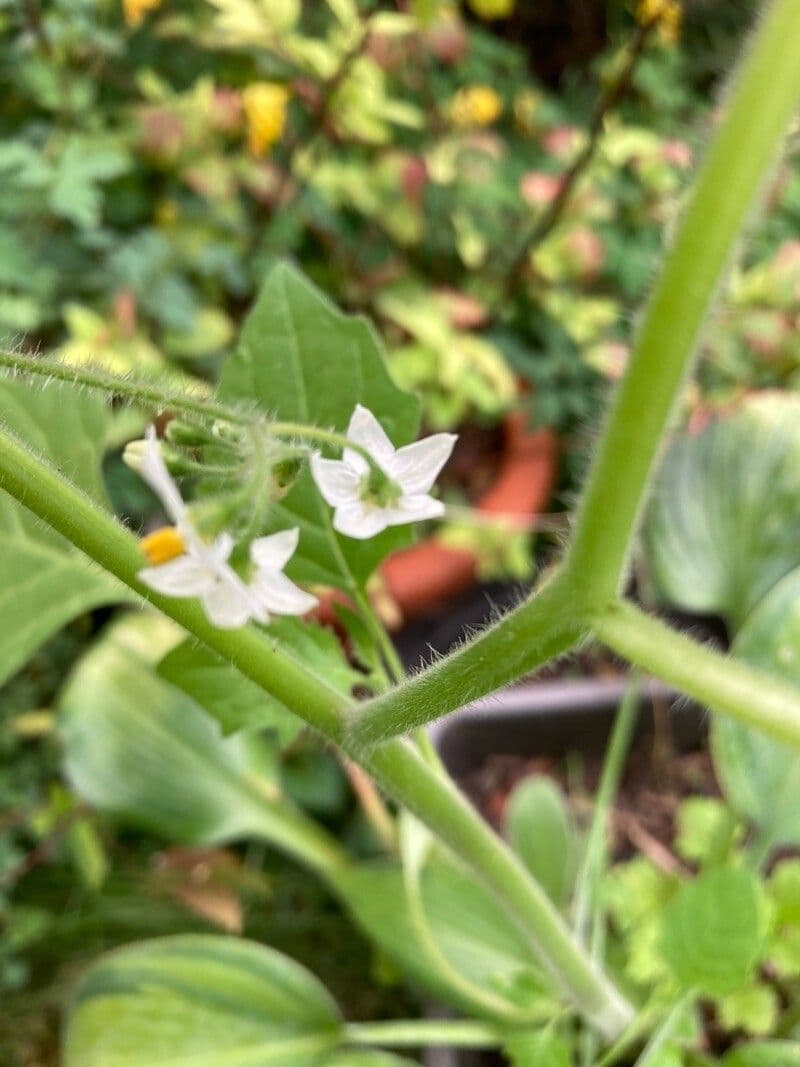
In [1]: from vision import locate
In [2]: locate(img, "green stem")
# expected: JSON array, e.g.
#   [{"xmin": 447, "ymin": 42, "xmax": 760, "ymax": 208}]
[
  {"xmin": 596, "ymin": 601, "xmax": 800, "ymax": 750},
  {"xmin": 573, "ymin": 678, "xmax": 639, "ymax": 941},
  {"xmin": 0, "ymin": 424, "xmax": 631, "ymax": 1039},
  {"xmin": 564, "ymin": 0, "xmax": 800, "ymax": 605},
  {"xmin": 344, "ymin": 1020, "xmax": 501, "ymax": 1049},
  {"xmin": 349, "ymin": 571, "xmax": 588, "ymax": 746},
  {"xmin": 0, "ymin": 351, "xmax": 378, "ymax": 469}
]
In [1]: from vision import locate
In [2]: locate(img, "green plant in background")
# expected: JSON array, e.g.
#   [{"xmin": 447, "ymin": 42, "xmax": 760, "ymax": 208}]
[{"xmin": 3, "ymin": 1, "xmax": 800, "ymax": 1066}]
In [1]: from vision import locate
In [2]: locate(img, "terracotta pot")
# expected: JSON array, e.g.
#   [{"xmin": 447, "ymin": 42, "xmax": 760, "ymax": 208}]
[{"xmin": 379, "ymin": 412, "xmax": 558, "ymax": 625}]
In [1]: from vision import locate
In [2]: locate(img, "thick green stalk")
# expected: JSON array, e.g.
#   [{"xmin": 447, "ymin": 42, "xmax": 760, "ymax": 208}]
[
  {"xmin": 596, "ymin": 602, "xmax": 800, "ymax": 749},
  {"xmin": 0, "ymin": 424, "xmax": 631, "ymax": 1038},
  {"xmin": 565, "ymin": 0, "xmax": 800, "ymax": 604},
  {"xmin": 349, "ymin": 571, "xmax": 588, "ymax": 746}
]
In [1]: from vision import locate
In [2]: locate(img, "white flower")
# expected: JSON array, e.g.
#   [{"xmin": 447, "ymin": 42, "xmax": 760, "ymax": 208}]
[
  {"xmin": 136, "ymin": 428, "xmax": 317, "ymax": 629},
  {"xmin": 310, "ymin": 405, "xmax": 456, "ymax": 540}
]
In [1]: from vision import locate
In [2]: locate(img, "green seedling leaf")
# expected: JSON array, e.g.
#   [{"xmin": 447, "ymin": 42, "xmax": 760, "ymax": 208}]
[
  {"xmin": 713, "ymin": 568, "xmax": 800, "ymax": 850},
  {"xmin": 63, "ymin": 935, "xmax": 342, "ymax": 1067},
  {"xmin": 766, "ymin": 860, "xmax": 800, "ymax": 978},
  {"xmin": 504, "ymin": 776, "xmax": 578, "ymax": 906},
  {"xmin": 0, "ymin": 379, "xmax": 128, "ymax": 685},
  {"xmin": 674, "ymin": 797, "xmax": 741, "ymax": 866},
  {"xmin": 644, "ymin": 394, "xmax": 800, "ymax": 627},
  {"xmin": 718, "ymin": 983, "xmax": 779, "ymax": 1036},
  {"xmin": 217, "ymin": 262, "xmax": 420, "ymax": 590},
  {"xmin": 660, "ymin": 868, "xmax": 763, "ymax": 997}
]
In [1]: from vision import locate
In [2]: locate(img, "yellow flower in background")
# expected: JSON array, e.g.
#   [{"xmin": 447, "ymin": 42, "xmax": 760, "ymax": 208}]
[
  {"xmin": 449, "ymin": 86, "xmax": 503, "ymax": 128},
  {"xmin": 467, "ymin": 0, "xmax": 515, "ymax": 20},
  {"xmin": 123, "ymin": 0, "xmax": 162, "ymax": 27},
  {"xmin": 636, "ymin": 0, "xmax": 682, "ymax": 45},
  {"xmin": 242, "ymin": 83, "xmax": 290, "ymax": 157}
]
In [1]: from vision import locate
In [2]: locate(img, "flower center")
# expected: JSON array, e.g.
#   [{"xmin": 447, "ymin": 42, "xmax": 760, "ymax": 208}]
[
  {"xmin": 140, "ymin": 526, "xmax": 186, "ymax": 565},
  {"xmin": 362, "ymin": 467, "xmax": 402, "ymax": 509}
]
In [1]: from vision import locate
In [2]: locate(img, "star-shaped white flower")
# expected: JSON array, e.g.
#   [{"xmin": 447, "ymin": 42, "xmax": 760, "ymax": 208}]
[
  {"xmin": 136, "ymin": 428, "xmax": 317, "ymax": 629},
  {"xmin": 310, "ymin": 405, "xmax": 456, "ymax": 539}
]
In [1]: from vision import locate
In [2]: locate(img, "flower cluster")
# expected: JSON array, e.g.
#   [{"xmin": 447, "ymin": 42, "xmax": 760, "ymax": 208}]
[
  {"xmin": 242, "ymin": 83, "xmax": 290, "ymax": 157},
  {"xmin": 135, "ymin": 407, "xmax": 455, "ymax": 628}
]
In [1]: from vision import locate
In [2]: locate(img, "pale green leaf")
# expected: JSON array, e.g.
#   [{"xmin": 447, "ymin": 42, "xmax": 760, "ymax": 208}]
[
  {"xmin": 504, "ymin": 776, "xmax": 577, "ymax": 906},
  {"xmin": 0, "ymin": 379, "xmax": 128, "ymax": 685},
  {"xmin": 158, "ymin": 617, "xmax": 360, "ymax": 742},
  {"xmin": 674, "ymin": 797, "xmax": 741, "ymax": 866},
  {"xmin": 63, "ymin": 935, "xmax": 342, "ymax": 1067},
  {"xmin": 335, "ymin": 857, "xmax": 545, "ymax": 1012},
  {"xmin": 660, "ymin": 868, "xmax": 763, "ymax": 997},
  {"xmin": 644, "ymin": 394, "xmax": 800, "ymax": 627},
  {"xmin": 59, "ymin": 617, "xmax": 306, "ymax": 847},
  {"xmin": 217, "ymin": 262, "xmax": 420, "ymax": 590},
  {"xmin": 503, "ymin": 1030, "xmax": 571, "ymax": 1067},
  {"xmin": 713, "ymin": 568, "xmax": 800, "ymax": 848}
]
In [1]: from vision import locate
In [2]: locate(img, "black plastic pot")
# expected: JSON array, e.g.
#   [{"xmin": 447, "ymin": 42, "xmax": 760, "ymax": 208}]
[{"xmin": 422, "ymin": 676, "xmax": 704, "ymax": 1067}]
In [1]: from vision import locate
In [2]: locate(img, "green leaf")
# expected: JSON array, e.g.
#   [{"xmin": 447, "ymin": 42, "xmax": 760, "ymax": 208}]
[
  {"xmin": 644, "ymin": 394, "xmax": 800, "ymax": 627},
  {"xmin": 712, "ymin": 568, "xmax": 800, "ymax": 849},
  {"xmin": 217, "ymin": 262, "xmax": 420, "ymax": 590},
  {"xmin": 503, "ymin": 1030, "xmax": 571, "ymax": 1067},
  {"xmin": 718, "ymin": 983, "xmax": 779, "ymax": 1036},
  {"xmin": 59, "ymin": 617, "xmax": 304, "ymax": 847},
  {"xmin": 0, "ymin": 379, "xmax": 128, "ymax": 685},
  {"xmin": 504, "ymin": 776, "xmax": 577, "ymax": 906},
  {"xmin": 722, "ymin": 1043, "xmax": 800, "ymax": 1067},
  {"xmin": 335, "ymin": 857, "xmax": 545, "ymax": 1012},
  {"xmin": 674, "ymin": 797, "xmax": 741, "ymax": 866},
  {"xmin": 659, "ymin": 868, "xmax": 763, "ymax": 997},
  {"xmin": 157, "ymin": 618, "xmax": 360, "ymax": 743},
  {"xmin": 63, "ymin": 935, "xmax": 342, "ymax": 1067}
]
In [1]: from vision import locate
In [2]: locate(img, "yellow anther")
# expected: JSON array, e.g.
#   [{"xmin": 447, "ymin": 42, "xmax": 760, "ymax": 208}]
[{"xmin": 140, "ymin": 526, "xmax": 186, "ymax": 565}]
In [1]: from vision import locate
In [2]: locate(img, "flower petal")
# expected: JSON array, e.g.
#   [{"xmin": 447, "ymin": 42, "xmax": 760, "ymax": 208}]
[
  {"xmin": 138, "ymin": 556, "xmax": 217, "ymax": 597},
  {"xmin": 139, "ymin": 427, "xmax": 188, "ymax": 526},
  {"xmin": 201, "ymin": 579, "xmax": 256, "ymax": 629},
  {"xmin": 391, "ymin": 433, "xmax": 457, "ymax": 495},
  {"xmin": 250, "ymin": 528, "xmax": 300, "ymax": 571},
  {"xmin": 332, "ymin": 501, "xmax": 392, "ymax": 539},
  {"xmin": 344, "ymin": 404, "xmax": 396, "ymax": 471},
  {"xmin": 310, "ymin": 454, "xmax": 362, "ymax": 506},
  {"xmin": 252, "ymin": 570, "xmax": 318, "ymax": 616},
  {"xmin": 395, "ymin": 493, "xmax": 446, "ymax": 523}
]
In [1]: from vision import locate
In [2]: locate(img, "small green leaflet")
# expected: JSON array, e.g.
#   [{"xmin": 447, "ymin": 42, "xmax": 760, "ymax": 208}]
[
  {"xmin": 158, "ymin": 617, "xmax": 362, "ymax": 743},
  {"xmin": 217, "ymin": 262, "xmax": 420, "ymax": 591},
  {"xmin": 659, "ymin": 868, "xmax": 763, "ymax": 997},
  {"xmin": 63, "ymin": 935, "xmax": 342, "ymax": 1067},
  {"xmin": 0, "ymin": 379, "xmax": 129, "ymax": 686}
]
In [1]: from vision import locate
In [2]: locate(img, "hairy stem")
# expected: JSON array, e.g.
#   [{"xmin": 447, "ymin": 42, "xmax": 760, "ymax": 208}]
[
  {"xmin": 596, "ymin": 601, "xmax": 800, "ymax": 750},
  {"xmin": 349, "ymin": 571, "xmax": 588, "ymax": 746},
  {"xmin": 565, "ymin": 0, "xmax": 800, "ymax": 605},
  {"xmin": 0, "ymin": 424, "xmax": 631, "ymax": 1038},
  {"xmin": 0, "ymin": 351, "xmax": 378, "ymax": 468}
]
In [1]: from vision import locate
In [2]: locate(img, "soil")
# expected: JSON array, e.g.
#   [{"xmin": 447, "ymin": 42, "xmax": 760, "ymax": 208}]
[{"xmin": 460, "ymin": 731, "xmax": 721, "ymax": 872}]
